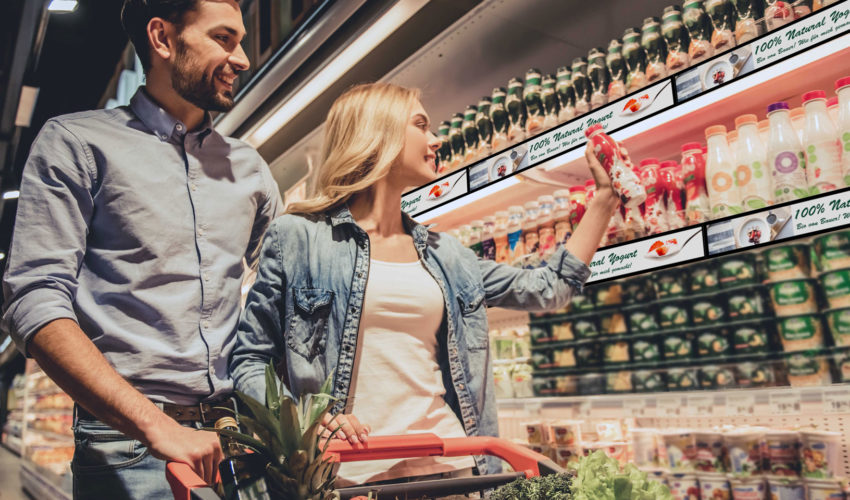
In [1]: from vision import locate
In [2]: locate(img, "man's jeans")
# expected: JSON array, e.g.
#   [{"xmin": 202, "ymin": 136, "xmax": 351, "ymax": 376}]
[{"xmin": 71, "ymin": 415, "xmax": 204, "ymax": 500}]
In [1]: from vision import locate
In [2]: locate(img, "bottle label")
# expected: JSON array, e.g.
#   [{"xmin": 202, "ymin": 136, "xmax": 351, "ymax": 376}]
[
  {"xmin": 507, "ymin": 229, "xmax": 524, "ymax": 258},
  {"xmin": 481, "ymin": 238, "xmax": 496, "ymax": 261},
  {"xmin": 771, "ymin": 150, "xmax": 809, "ymax": 201},
  {"xmin": 555, "ymin": 220, "xmax": 572, "ymax": 245},
  {"xmin": 524, "ymin": 233, "xmax": 540, "ymax": 255},
  {"xmin": 538, "ymin": 227, "xmax": 556, "ymax": 256},
  {"xmin": 495, "ymin": 236, "xmax": 510, "ymax": 264},
  {"xmin": 807, "ymin": 140, "xmax": 843, "ymax": 191}
]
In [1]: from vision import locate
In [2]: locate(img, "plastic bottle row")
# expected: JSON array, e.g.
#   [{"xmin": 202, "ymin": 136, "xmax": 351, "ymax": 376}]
[{"xmin": 433, "ymin": 0, "xmax": 832, "ymax": 174}]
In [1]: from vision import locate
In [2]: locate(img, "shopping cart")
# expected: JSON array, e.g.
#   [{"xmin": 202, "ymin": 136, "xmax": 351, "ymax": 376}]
[{"xmin": 166, "ymin": 433, "xmax": 565, "ymax": 500}]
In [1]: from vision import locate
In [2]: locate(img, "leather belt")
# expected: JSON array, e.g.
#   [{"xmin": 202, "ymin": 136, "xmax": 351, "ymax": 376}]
[{"xmin": 75, "ymin": 399, "xmax": 237, "ymax": 424}]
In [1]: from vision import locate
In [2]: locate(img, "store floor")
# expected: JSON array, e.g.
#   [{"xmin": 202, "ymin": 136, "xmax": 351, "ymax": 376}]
[{"xmin": 0, "ymin": 445, "xmax": 31, "ymax": 500}]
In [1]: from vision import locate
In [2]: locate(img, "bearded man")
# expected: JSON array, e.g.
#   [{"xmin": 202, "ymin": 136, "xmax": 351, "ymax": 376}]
[{"xmin": 2, "ymin": 1, "xmax": 281, "ymax": 498}]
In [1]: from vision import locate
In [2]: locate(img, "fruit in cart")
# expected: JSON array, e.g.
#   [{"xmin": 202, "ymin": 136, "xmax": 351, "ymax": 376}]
[{"xmin": 210, "ymin": 363, "xmax": 340, "ymax": 500}]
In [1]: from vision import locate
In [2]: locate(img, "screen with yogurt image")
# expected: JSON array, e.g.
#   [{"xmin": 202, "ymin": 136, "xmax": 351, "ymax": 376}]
[
  {"xmin": 706, "ymin": 206, "xmax": 795, "ymax": 255},
  {"xmin": 468, "ymin": 143, "xmax": 530, "ymax": 190},
  {"xmin": 675, "ymin": 45, "xmax": 755, "ymax": 102}
]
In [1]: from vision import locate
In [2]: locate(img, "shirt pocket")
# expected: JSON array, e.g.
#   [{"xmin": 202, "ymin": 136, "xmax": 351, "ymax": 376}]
[
  {"xmin": 456, "ymin": 285, "xmax": 488, "ymax": 351},
  {"xmin": 287, "ymin": 286, "xmax": 334, "ymax": 362}
]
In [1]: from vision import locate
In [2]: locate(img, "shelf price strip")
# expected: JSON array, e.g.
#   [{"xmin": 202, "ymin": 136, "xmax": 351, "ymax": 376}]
[
  {"xmin": 769, "ymin": 390, "xmax": 802, "ymax": 415},
  {"xmin": 622, "ymin": 397, "xmax": 649, "ymax": 417},
  {"xmin": 656, "ymin": 396, "xmax": 682, "ymax": 417},
  {"xmin": 823, "ymin": 388, "xmax": 850, "ymax": 414},
  {"xmin": 725, "ymin": 393, "xmax": 756, "ymax": 416},
  {"xmin": 686, "ymin": 394, "xmax": 716, "ymax": 417}
]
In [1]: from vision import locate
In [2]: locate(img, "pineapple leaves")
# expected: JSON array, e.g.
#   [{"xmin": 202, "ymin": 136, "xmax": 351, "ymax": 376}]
[
  {"xmin": 264, "ymin": 363, "xmax": 281, "ymax": 416},
  {"xmin": 278, "ymin": 396, "xmax": 302, "ymax": 458},
  {"xmin": 234, "ymin": 390, "xmax": 284, "ymax": 450},
  {"xmin": 211, "ymin": 428, "xmax": 275, "ymax": 458}
]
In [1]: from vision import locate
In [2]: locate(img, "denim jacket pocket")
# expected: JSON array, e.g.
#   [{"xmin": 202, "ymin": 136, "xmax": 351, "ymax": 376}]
[
  {"xmin": 457, "ymin": 285, "xmax": 488, "ymax": 350},
  {"xmin": 287, "ymin": 287, "xmax": 334, "ymax": 362}
]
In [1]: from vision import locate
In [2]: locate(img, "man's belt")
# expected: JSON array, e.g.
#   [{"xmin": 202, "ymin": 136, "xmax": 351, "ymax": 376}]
[{"xmin": 75, "ymin": 399, "xmax": 237, "ymax": 424}]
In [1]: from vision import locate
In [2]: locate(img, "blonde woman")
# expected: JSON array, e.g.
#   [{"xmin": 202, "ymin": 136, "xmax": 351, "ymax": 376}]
[{"xmin": 231, "ymin": 82, "xmax": 618, "ymax": 485}]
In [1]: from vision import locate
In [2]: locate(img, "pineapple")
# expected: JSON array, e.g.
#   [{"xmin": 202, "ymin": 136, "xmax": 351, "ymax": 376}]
[{"xmin": 212, "ymin": 362, "xmax": 342, "ymax": 500}]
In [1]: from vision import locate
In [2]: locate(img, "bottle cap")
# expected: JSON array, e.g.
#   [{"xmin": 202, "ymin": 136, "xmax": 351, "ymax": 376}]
[
  {"xmin": 801, "ymin": 90, "xmax": 827, "ymax": 103},
  {"xmin": 585, "ymin": 123, "xmax": 604, "ymax": 137},
  {"xmin": 727, "ymin": 130, "xmax": 738, "ymax": 142},
  {"xmin": 660, "ymin": 160, "xmax": 678, "ymax": 170},
  {"xmin": 523, "ymin": 201, "xmax": 540, "ymax": 209},
  {"xmin": 734, "ymin": 114, "xmax": 758, "ymax": 128},
  {"xmin": 508, "ymin": 206, "xmax": 524, "ymax": 214},
  {"xmin": 538, "ymin": 194, "xmax": 555, "ymax": 203},
  {"xmin": 639, "ymin": 158, "xmax": 660, "ymax": 167},
  {"xmin": 495, "ymin": 210, "xmax": 509, "ymax": 218},
  {"xmin": 553, "ymin": 189, "xmax": 570, "ymax": 198},
  {"xmin": 767, "ymin": 102, "xmax": 789, "ymax": 113},
  {"xmin": 758, "ymin": 119, "xmax": 769, "ymax": 132},
  {"xmin": 470, "ymin": 220, "xmax": 484, "ymax": 227},
  {"xmin": 569, "ymin": 185, "xmax": 587, "ymax": 194},
  {"xmin": 827, "ymin": 96, "xmax": 838, "ymax": 107},
  {"xmin": 585, "ymin": 179, "xmax": 596, "ymax": 188},
  {"xmin": 705, "ymin": 125, "xmax": 727, "ymax": 137},
  {"xmin": 681, "ymin": 142, "xmax": 702, "ymax": 152},
  {"xmin": 835, "ymin": 76, "xmax": 850, "ymax": 91},
  {"xmin": 214, "ymin": 417, "xmax": 239, "ymax": 431}
]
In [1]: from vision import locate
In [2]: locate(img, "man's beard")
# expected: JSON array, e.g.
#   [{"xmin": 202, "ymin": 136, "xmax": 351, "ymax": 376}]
[{"xmin": 171, "ymin": 38, "xmax": 236, "ymax": 112}]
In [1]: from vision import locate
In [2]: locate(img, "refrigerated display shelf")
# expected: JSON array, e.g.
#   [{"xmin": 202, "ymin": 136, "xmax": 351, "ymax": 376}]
[
  {"xmin": 26, "ymin": 428, "xmax": 73, "ymax": 443},
  {"xmin": 2, "ymin": 434, "xmax": 22, "ymax": 456},
  {"xmin": 21, "ymin": 460, "xmax": 71, "ymax": 500}
]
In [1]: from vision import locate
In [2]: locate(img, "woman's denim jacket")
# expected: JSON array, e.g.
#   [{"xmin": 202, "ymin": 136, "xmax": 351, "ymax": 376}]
[{"xmin": 230, "ymin": 205, "xmax": 591, "ymax": 474}]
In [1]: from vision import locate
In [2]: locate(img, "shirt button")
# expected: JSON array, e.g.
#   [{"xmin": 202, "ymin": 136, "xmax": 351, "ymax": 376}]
[
  {"xmin": 204, "ymin": 274, "xmax": 210, "ymax": 282},
  {"xmin": 176, "ymin": 124, "xmax": 184, "ymax": 131},
  {"xmin": 191, "ymin": 184, "xmax": 197, "ymax": 191},
  {"xmin": 197, "ymin": 228, "xmax": 204, "ymax": 236},
  {"xmin": 203, "ymin": 321, "xmax": 211, "ymax": 329},
  {"xmin": 458, "ymin": 384, "xmax": 465, "ymax": 390}
]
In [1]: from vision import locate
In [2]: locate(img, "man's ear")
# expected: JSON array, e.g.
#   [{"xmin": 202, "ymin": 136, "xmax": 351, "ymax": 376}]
[{"xmin": 147, "ymin": 17, "xmax": 175, "ymax": 64}]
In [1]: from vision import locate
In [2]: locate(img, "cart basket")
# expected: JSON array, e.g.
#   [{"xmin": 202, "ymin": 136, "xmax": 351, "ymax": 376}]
[{"xmin": 167, "ymin": 433, "xmax": 564, "ymax": 500}]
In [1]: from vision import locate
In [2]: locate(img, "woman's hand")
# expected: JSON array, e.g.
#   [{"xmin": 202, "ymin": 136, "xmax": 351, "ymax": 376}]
[
  {"xmin": 320, "ymin": 412, "xmax": 371, "ymax": 446},
  {"xmin": 584, "ymin": 142, "xmax": 613, "ymax": 193}
]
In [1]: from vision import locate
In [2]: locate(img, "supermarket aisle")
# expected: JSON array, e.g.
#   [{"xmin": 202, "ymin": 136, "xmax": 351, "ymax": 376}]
[{"xmin": 0, "ymin": 445, "xmax": 30, "ymax": 500}]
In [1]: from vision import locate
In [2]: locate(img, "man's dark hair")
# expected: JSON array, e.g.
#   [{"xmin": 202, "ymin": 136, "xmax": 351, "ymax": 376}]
[{"xmin": 121, "ymin": 0, "xmax": 200, "ymax": 73}]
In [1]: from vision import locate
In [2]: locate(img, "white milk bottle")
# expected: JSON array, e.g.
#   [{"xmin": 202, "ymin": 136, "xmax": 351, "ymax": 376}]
[
  {"xmin": 705, "ymin": 125, "xmax": 742, "ymax": 218},
  {"xmin": 734, "ymin": 114, "xmax": 771, "ymax": 210},
  {"xmin": 767, "ymin": 101, "xmax": 809, "ymax": 202},
  {"xmin": 802, "ymin": 90, "xmax": 843, "ymax": 193},
  {"xmin": 790, "ymin": 107, "xmax": 806, "ymax": 144},
  {"xmin": 837, "ymin": 77, "xmax": 850, "ymax": 183}
]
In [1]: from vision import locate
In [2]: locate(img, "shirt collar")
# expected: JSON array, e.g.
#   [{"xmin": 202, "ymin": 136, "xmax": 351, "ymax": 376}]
[
  {"xmin": 329, "ymin": 204, "xmax": 430, "ymax": 251},
  {"xmin": 129, "ymin": 87, "xmax": 213, "ymax": 142}
]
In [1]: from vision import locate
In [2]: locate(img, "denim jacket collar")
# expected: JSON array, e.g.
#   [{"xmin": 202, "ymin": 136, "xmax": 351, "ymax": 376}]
[{"xmin": 328, "ymin": 203, "xmax": 430, "ymax": 253}]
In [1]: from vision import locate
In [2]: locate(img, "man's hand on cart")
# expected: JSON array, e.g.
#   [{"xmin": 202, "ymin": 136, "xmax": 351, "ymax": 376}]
[
  {"xmin": 319, "ymin": 412, "xmax": 371, "ymax": 446},
  {"xmin": 146, "ymin": 418, "xmax": 224, "ymax": 486}
]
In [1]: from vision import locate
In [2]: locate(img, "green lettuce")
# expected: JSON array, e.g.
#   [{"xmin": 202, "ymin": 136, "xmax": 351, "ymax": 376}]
[{"xmin": 571, "ymin": 451, "xmax": 673, "ymax": 500}]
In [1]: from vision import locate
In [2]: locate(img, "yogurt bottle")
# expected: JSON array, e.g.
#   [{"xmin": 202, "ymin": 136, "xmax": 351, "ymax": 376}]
[
  {"xmin": 836, "ymin": 77, "xmax": 850, "ymax": 185},
  {"xmin": 481, "ymin": 216, "xmax": 496, "ymax": 261},
  {"xmin": 667, "ymin": 473, "xmax": 700, "ymax": 500},
  {"xmin": 806, "ymin": 478, "xmax": 845, "ymax": 500},
  {"xmin": 790, "ymin": 106, "xmax": 806, "ymax": 144},
  {"xmin": 682, "ymin": 142, "xmax": 711, "ymax": 224},
  {"xmin": 800, "ymin": 430, "xmax": 841, "ymax": 479},
  {"xmin": 765, "ymin": 430, "xmax": 801, "ymax": 477},
  {"xmin": 765, "ymin": 1, "xmax": 794, "ymax": 31},
  {"xmin": 725, "ymin": 428, "xmax": 765, "ymax": 476},
  {"xmin": 802, "ymin": 90, "xmax": 844, "ymax": 193},
  {"xmin": 521, "ymin": 201, "xmax": 541, "ymax": 268},
  {"xmin": 700, "ymin": 473, "xmax": 732, "ymax": 500},
  {"xmin": 735, "ymin": 113, "xmax": 772, "ymax": 210},
  {"xmin": 758, "ymin": 119, "xmax": 770, "ymax": 147},
  {"xmin": 661, "ymin": 160, "xmax": 687, "ymax": 229},
  {"xmin": 767, "ymin": 102, "xmax": 810, "ymax": 202},
  {"xmin": 468, "ymin": 220, "xmax": 484, "ymax": 258},
  {"xmin": 585, "ymin": 124, "xmax": 646, "ymax": 207},
  {"xmin": 639, "ymin": 158, "xmax": 668, "ymax": 234},
  {"xmin": 553, "ymin": 189, "xmax": 573, "ymax": 246},
  {"xmin": 507, "ymin": 206, "xmax": 525, "ymax": 264},
  {"xmin": 494, "ymin": 210, "xmax": 510, "ymax": 264},
  {"xmin": 706, "ymin": 125, "xmax": 742, "ymax": 218},
  {"xmin": 767, "ymin": 476, "xmax": 805, "ymax": 500},
  {"xmin": 568, "ymin": 186, "xmax": 587, "ymax": 229},
  {"xmin": 537, "ymin": 195, "xmax": 557, "ymax": 260},
  {"xmin": 729, "ymin": 476, "xmax": 767, "ymax": 500},
  {"xmin": 827, "ymin": 96, "xmax": 839, "ymax": 128}
]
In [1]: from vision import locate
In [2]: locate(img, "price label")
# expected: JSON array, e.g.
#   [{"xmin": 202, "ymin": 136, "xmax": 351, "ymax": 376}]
[
  {"xmin": 823, "ymin": 389, "xmax": 850, "ymax": 414},
  {"xmin": 770, "ymin": 390, "xmax": 801, "ymax": 415},
  {"xmin": 687, "ymin": 395, "xmax": 715, "ymax": 416},
  {"xmin": 523, "ymin": 402, "xmax": 543, "ymax": 415},
  {"xmin": 656, "ymin": 396, "xmax": 682, "ymax": 417},
  {"xmin": 577, "ymin": 400, "xmax": 592, "ymax": 418},
  {"xmin": 623, "ymin": 398, "xmax": 648, "ymax": 417},
  {"xmin": 726, "ymin": 393, "xmax": 756, "ymax": 416}
]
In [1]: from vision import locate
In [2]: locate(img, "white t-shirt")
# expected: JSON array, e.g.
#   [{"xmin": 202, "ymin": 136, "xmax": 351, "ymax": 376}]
[{"xmin": 336, "ymin": 259, "xmax": 476, "ymax": 485}]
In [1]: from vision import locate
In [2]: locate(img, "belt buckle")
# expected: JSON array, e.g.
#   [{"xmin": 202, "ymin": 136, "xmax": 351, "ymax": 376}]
[{"xmin": 199, "ymin": 403, "xmax": 209, "ymax": 423}]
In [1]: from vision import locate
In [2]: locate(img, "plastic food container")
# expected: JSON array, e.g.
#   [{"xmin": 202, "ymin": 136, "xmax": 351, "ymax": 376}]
[
  {"xmin": 833, "ymin": 351, "xmax": 850, "ymax": 383},
  {"xmin": 575, "ymin": 344, "xmax": 600, "ymax": 367},
  {"xmin": 590, "ymin": 282, "xmax": 623, "ymax": 306},
  {"xmin": 732, "ymin": 324, "xmax": 771, "ymax": 354},
  {"xmin": 603, "ymin": 340, "xmax": 631, "ymax": 364},
  {"xmin": 729, "ymin": 475, "xmax": 766, "ymax": 499},
  {"xmin": 662, "ymin": 430, "xmax": 696, "ymax": 471},
  {"xmin": 692, "ymin": 297, "xmax": 726, "ymax": 324},
  {"xmin": 667, "ymin": 473, "xmax": 700, "ymax": 500},
  {"xmin": 698, "ymin": 331, "xmax": 730, "ymax": 356},
  {"xmin": 699, "ymin": 365, "xmax": 736, "ymax": 389},
  {"xmin": 737, "ymin": 362, "xmax": 775, "ymax": 388},
  {"xmin": 549, "ymin": 321, "xmax": 573, "ymax": 341},
  {"xmin": 659, "ymin": 301, "xmax": 692, "ymax": 328},
  {"xmin": 632, "ymin": 428, "xmax": 662, "ymax": 467},
  {"xmin": 623, "ymin": 276, "xmax": 656, "ymax": 303},
  {"xmin": 800, "ymin": 430, "xmax": 841, "ymax": 479},
  {"xmin": 606, "ymin": 371, "xmax": 633, "ymax": 393},
  {"xmin": 664, "ymin": 332, "xmax": 694, "ymax": 360},
  {"xmin": 767, "ymin": 476, "xmax": 805, "ymax": 500},
  {"xmin": 727, "ymin": 288, "xmax": 766, "ymax": 320},
  {"xmin": 813, "ymin": 231, "xmax": 850, "ymax": 273},
  {"xmin": 640, "ymin": 467, "xmax": 668, "ymax": 487},
  {"xmin": 655, "ymin": 269, "xmax": 688, "ymax": 298},
  {"xmin": 820, "ymin": 268, "xmax": 850, "ymax": 309},
  {"xmin": 805, "ymin": 478, "xmax": 845, "ymax": 499},
  {"xmin": 532, "ymin": 376, "xmax": 555, "ymax": 396},
  {"xmin": 628, "ymin": 308, "xmax": 660, "ymax": 333},
  {"xmin": 765, "ymin": 244, "xmax": 811, "ymax": 281},
  {"xmin": 632, "ymin": 338, "xmax": 661, "ymax": 362},
  {"xmin": 553, "ymin": 374, "xmax": 578, "ymax": 395},
  {"xmin": 577, "ymin": 372, "xmax": 605, "ymax": 395},
  {"xmin": 689, "ymin": 263, "xmax": 720, "ymax": 293},
  {"xmin": 570, "ymin": 292, "xmax": 596, "ymax": 312},
  {"xmin": 632, "ymin": 370, "xmax": 666, "ymax": 392},
  {"xmin": 554, "ymin": 445, "xmax": 583, "ymax": 469},
  {"xmin": 724, "ymin": 429, "xmax": 765, "ymax": 476},
  {"xmin": 694, "ymin": 431, "xmax": 725, "ymax": 473},
  {"xmin": 550, "ymin": 421, "xmax": 582, "ymax": 446},
  {"xmin": 551, "ymin": 346, "xmax": 577, "ymax": 368},
  {"xmin": 765, "ymin": 430, "xmax": 801, "ymax": 477},
  {"xmin": 699, "ymin": 473, "xmax": 731, "ymax": 500},
  {"xmin": 530, "ymin": 324, "xmax": 551, "ymax": 345},
  {"xmin": 573, "ymin": 318, "xmax": 600, "ymax": 339},
  {"xmin": 719, "ymin": 254, "xmax": 759, "ymax": 288},
  {"xmin": 776, "ymin": 314, "xmax": 825, "ymax": 352},
  {"xmin": 524, "ymin": 421, "xmax": 550, "ymax": 444},
  {"xmin": 786, "ymin": 351, "xmax": 832, "ymax": 387},
  {"xmin": 769, "ymin": 279, "xmax": 819, "ymax": 317},
  {"xmin": 583, "ymin": 441, "xmax": 630, "ymax": 465},
  {"xmin": 824, "ymin": 307, "xmax": 850, "ymax": 346},
  {"xmin": 530, "ymin": 349, "xmax": 552, "ymax": 370},
  {"xmin": 667, "ymin": 368, "xmax": 699, "ymax": 390},
  {"xmin": 600, "ymin": 311, "xmax": 628, "ymax": 335}
]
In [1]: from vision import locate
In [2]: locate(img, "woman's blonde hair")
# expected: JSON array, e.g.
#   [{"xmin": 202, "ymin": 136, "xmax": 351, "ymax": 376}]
[{"xmin": 287, "ymin": 82, "xmax": 421, "ymax": 214}]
